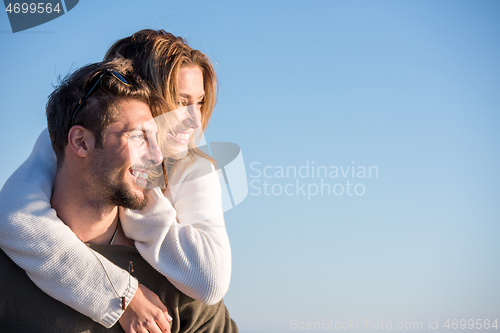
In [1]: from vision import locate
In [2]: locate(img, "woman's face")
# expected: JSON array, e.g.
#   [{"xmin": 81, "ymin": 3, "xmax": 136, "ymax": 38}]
[{"xmin": 163, "ymin": 65, "xmax": 205, "ymax": 159}]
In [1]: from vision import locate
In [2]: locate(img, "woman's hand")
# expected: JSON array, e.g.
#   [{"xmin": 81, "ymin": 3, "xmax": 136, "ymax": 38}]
[{"xmin": 118, "ymin": 283, "xmax": 172, "ymax": 333}]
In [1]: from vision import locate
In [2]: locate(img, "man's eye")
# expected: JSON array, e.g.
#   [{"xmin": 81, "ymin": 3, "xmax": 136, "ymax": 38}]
[{"xmin": 130, "ymin": 134, "xmax": 146, "ymax": 142}]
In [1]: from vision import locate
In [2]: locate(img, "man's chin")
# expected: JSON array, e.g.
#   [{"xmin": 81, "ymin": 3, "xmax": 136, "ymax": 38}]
[
  {"xmin": 109, "ymin": 186, "xmax": 148, "ymax": 211},
  {"xmin": 120, "ymin": 195, "xmax": 148, "ymax": 211}
]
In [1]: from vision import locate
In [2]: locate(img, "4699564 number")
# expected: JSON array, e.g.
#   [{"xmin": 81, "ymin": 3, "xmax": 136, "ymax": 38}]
[
  {"xmin": 5, "ymin": 2, "xmax": 61, "ymax": 14},
  {"xmin": 444, "ymin": 319, "xmax": 498, "ymax": 330}
]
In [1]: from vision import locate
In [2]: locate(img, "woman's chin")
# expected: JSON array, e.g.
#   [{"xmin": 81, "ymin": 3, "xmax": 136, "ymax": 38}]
[{"xmin": 164, "ymin": 149, "xmax": 188, "ymax": 160}]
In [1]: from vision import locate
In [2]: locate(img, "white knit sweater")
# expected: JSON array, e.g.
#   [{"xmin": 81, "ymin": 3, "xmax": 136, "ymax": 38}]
[{"xmin": 0, "ymin": 129, "xmax": 231, "ymax": 327}]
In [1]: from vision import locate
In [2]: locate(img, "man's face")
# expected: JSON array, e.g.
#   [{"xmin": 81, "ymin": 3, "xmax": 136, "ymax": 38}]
[{"xmin": 90, "ymin": 99, "xmax": 163, "ymax": 210}]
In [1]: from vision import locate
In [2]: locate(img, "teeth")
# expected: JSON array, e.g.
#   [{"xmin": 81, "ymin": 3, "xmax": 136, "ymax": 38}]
[
  {"xmin": 131, "ymin": 170, "xmax": 148, "ymax": 180},
  {"xmin": 173, "ymin": 131, "xmax": 190, "ymax": 141}
]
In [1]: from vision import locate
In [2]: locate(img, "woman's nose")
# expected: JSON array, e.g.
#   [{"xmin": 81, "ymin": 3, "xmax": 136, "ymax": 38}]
[{"xmin": 184, "ymin": 104, "xmax": 202, "ymax": 129}]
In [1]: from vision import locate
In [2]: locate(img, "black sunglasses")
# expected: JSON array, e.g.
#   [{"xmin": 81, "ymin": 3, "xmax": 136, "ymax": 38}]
[{"xmin": 71, "ymin": 69, "xmax": 131, "ymax": 126}]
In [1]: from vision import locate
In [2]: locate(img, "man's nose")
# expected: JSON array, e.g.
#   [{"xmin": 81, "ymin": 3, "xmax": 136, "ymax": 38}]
[
  {"xmin": 184, "ymin": 104, "xmax": 202, "ymax": 129},
  {"xmin": 146, "ymin": 135, "xmax": 163, "ymax": 166}
]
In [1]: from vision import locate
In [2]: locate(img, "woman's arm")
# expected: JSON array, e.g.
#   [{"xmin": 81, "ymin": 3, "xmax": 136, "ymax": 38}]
[
  {"xmin": 0, "ymin": 130, "xmax": 137, "ymax": 328},
  {"xmin": 121, "ymin": 157, "xmax": 232, "ymax": 305}
]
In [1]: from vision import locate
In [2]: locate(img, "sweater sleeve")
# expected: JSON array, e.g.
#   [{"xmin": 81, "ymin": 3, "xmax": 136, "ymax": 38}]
[
  {"xmin": 0, "ymin": 129, "xmax": 138, "ymax": 328},
  {"xmin": 120, "ymin": 157, "xmax": 231, "ymax": 305}
]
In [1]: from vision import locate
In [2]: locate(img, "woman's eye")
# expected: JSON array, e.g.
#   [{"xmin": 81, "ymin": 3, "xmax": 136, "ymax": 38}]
[{"xmin": 178, "ymin": 101, "xmax": 187, "ymax": 106}]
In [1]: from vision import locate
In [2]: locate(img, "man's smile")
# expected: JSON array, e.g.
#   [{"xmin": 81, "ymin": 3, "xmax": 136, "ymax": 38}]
[{"xmin": 130, "ymin": 168, "xmax": 149, "ymax": 188}]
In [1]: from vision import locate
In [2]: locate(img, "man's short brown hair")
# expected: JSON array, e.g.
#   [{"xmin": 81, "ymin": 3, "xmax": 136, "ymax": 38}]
[{"xmin": 46, "ymin": 58, "xmax": 164, "ymax": 166}]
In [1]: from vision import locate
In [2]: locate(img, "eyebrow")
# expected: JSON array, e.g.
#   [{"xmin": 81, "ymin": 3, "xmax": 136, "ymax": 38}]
[
  {"xmin": 141, "ymin": 125, "xmax": 158, "ymax": 137},
  {"xmin": 127, "ymin": 126, "xmax": 158, "ymax": 137},
  {"xmin": 179, "ymin": 93, "xmax": 205, "ymax": 100}
]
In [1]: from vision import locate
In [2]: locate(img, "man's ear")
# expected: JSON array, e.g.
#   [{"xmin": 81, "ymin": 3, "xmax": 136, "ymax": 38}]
[{"xmin": 67, "ymin": 126, "xmax": 95, "ymax": 157}]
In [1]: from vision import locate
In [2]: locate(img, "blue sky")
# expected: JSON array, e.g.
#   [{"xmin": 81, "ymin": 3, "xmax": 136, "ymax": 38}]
[{"xmin": 1, "ymin": 1, "xmax": 499, "ymax": 332}]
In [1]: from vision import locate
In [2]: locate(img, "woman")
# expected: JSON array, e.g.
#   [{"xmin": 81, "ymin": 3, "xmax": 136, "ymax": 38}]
[{"xmin": 0, "ymin": 30, "xmax": 231, "ymax": 332}]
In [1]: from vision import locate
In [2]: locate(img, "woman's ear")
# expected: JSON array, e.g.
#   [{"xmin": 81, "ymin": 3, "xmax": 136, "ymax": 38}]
[{"xmin": 67, "ymin": 126, "xmax": 95, "ymax": 157}]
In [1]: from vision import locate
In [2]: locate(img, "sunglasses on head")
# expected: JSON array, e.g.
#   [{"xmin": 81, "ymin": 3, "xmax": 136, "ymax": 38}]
[{"xmin": 71, "ymin": 69, "xmax": 131, "ymax": 126}]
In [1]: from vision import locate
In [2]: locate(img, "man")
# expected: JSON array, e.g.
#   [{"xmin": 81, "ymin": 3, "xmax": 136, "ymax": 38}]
[{"xmin": 0, "ymin": 59, "xmax": 237, "ymax": 332}]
